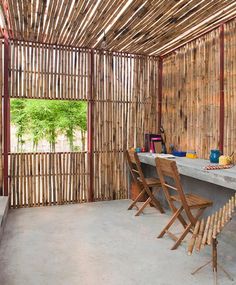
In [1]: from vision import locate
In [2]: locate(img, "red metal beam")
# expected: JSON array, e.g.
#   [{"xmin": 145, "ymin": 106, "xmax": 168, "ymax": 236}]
[
  {"xmin": 3, "ymin": 36, "xmax": 10, "ymax": 196},
  {"xmin": 219, "ymin": 25, "xmax": 224, "ymax": 153},
  {"xmin": 87, "ymin": 49, "xmax": 94, "ymax": 202},
  {"xmin": 157, "ymin": 56, "xmax": 163, "ymax": 131}
]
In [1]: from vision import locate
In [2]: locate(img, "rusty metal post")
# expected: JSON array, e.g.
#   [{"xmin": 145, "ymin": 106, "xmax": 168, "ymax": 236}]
[
  {"xmin": 3, "ymin": 36, "xmax": 10, "ymax": 196},
  {"xmin": 219, "ymin": 24, "xmax": 224, "ymax": 153},
  {"xmin": 87, "ymin": 49, "xmax": 94, "ymax": 202},
  {"xmin": 158, "ymin": 56, "xmax": 163, "ymax": 131}
]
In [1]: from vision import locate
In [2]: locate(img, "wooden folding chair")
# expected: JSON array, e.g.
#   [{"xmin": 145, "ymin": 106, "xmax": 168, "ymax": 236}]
[
  {"xmin": 155, "ymin": 157, "xmax": 213, "ymax": 250},
  {"xmin": 126, "ymin": 150, "xmax": 165, "ymax": 216},
  {"xmin": 188, "ymin": 194, "xmax": 236, "ymax": 285}
]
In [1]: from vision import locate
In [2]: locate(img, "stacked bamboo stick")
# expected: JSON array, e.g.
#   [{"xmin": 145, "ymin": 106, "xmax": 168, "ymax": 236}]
[{"xmin": 188, "ymin": 194, "xmax": 236, "ymax": 255}]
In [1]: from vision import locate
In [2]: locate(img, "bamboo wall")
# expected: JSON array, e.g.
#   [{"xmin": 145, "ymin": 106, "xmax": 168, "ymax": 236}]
[
  {"xmin": 92, "ymin": 52, "xmax": 158, "ymax": 200},
  {"xmin": 6, "ymin": 20, "xmax": 236, "ymax": 207},
  {"xmin": 162, "ymin": 30, "xmax": 220, "ymax": 159},
  {"xmin": 7, "ymin": 42, "xmax": 158, "ymax": 207},
  {"xmin": 9, "ymin": 152, "xmax": 88, "ymax": 207},
  {"xmin": 9, "ymin": 41, "xmax": 90, "ymax": 100},
  {"xmin": 224, "ymin": 20, "xmax": 236, "ymax": 155},
  {"xmin": 7, "ymin": 41, "xmax": 90, "ymax": 207}
]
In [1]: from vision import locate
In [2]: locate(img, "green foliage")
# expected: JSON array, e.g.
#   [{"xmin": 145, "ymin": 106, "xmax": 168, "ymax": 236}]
[
  {"xmin": 56, "ymin": 101, "xmax": 87, "ymax": 151},
  {"xmin": 10, "ymin": 99, "xmax": 28, "ymax": 151},
  {"xmin": 10, "ymin": 99, "xmax": 87, "ymax": 152}
]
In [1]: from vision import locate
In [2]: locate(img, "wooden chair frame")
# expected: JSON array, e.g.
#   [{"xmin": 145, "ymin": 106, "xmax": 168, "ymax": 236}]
[
  {"xmin": 126, "ymin": 150, "xmax": 165, "ymax": 216},
  {"xmin": 155, "ymin": 157, "xmax": 212, "ymax": 250}
]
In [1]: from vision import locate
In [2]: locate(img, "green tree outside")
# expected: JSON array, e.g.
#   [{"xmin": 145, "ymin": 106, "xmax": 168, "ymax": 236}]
[{"xmin": 10, "ymin": 99, "xmax": 87, "ymax": 152}]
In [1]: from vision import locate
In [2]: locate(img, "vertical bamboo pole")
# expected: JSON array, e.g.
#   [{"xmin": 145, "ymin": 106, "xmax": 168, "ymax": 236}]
[
  {"xmin": 3, "ymin": 36, "xmax": 10, "ymax": 196},
  {"xmin": 219, "ymin": 24, "xmax": 224, "ymax": 153},
  {"xmin": 87, "ymin": 49, "xmax": 94, "ymax": 202}
]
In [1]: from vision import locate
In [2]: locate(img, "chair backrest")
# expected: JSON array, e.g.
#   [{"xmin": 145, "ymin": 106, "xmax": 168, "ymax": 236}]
[
  {"xmin": 155, "ymin": 157, "xmax": 195, "ymax": 222},
  {"xmin": 188, "ymin": 193, "xmax": 236, "ymax": 255},
  {"xmin": 125, "ymin": 150, "xmax": 149, "ymax": 190}
]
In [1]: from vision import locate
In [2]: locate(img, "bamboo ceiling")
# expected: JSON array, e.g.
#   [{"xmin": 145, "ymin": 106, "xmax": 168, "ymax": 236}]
[{"xmin": 0, "ymin": 0, "xmax": 236, "ymax": 55}]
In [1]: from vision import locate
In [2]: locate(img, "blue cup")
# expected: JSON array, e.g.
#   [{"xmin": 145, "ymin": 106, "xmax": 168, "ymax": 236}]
[{"xmin": 210, "ymin": 149, "xmax": 220, "ymax": 163}]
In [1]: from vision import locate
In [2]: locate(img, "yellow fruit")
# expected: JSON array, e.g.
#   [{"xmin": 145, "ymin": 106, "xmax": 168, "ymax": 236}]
[{"xmin": 219, "ymin": 155, "xmax": 232, "ymax": 165}]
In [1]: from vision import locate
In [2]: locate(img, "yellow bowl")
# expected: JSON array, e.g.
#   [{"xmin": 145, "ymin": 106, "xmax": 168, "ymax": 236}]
[{"xmin": 186, "ymin": 153, "xmax": 197, "ymax": 159}]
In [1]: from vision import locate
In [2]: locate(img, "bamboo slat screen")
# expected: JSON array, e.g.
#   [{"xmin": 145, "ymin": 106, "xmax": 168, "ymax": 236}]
[
  {"xmin": 224, "ymin": 20, "xmax": 236, "ymax": 155},
  {"xmin": 9, "ymin": 41, "xmax": 90, "ymax": 100},
  {"xmin": 8, "ymin": 41, "xmax": 90, "ymax": 207},
  {"xmin": 162, "ymin": 30, "xmax": 220, "ymax": 159},
  {"xmin": 6, "ymin": 41, "xmax": 159, "ymax": 206},
  {"xmin": 9, "ymin": 152, "xmax": 88, "ymax": 208},
  {"xmin": 92, "ymin": 51, "xmax": 158, "ymax": 200}
]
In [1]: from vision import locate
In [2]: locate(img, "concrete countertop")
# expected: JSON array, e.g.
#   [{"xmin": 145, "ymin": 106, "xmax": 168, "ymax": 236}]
[{"xmin": 138, "ymin": 153, "xmax": 236, "ymax": 191}]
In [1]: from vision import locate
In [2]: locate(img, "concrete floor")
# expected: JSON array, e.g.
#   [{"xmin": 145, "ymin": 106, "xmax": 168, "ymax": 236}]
[{"xmin": 0, "ymin": 200, "xmax": 235, "ymax": 285}]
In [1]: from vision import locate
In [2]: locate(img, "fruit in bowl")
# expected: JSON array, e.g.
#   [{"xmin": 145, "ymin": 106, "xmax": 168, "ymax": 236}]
[{"xmin": 219, "ymin": 155, "xmax": 233, "ymax": 166}]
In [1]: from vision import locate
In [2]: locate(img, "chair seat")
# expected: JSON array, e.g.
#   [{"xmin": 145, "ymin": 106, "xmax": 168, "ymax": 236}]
[
  {"xmin": 171, "ymin": 193, "xmax": 213, "ymax": 208},
  {"xmin": 138, "ymin": 177, "xmax": 161, "ymax": 187}
]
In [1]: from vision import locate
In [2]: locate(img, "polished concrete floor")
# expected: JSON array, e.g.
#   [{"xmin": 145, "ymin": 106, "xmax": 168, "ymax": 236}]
[{"xmin": 0, "ymin": 200, "xmax": 235, "ymax": 285}]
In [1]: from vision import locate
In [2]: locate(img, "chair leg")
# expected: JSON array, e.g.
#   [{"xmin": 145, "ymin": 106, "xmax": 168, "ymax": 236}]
[
  {"xmin": 171, "ymin": 208, "xmax": 206, "ymax": 250},
  {"xmin": 150, "ymin": 188, "xmax": 160, "ymax": 207},
  {"xmin": 127, "ymin": 189, "xmax": 146, "ymax": 210},
  {"xmin": 168, "ymin": 202, "xmax": 187, "ymax": 229},
  {"xmin": 177, "ymin": 214, "xmax": 188, "ymax": 229},
  {"xmin": 135, "ymin": 197, "xmax": 151, "ymax": 216},
  {"xmin": 150, "ymin": 197, "xmax": 165, "ymax": 214},
  {"xmin": 157, "ymin": 206, "xmax": 183, "ymax": 238},
  {"xmin": 148, "ymin": 191, "xmax": 165, "ymax": 214},
  {"xmin": 171, "ymin": 222, "xmax": 192, "ymax": 250}
]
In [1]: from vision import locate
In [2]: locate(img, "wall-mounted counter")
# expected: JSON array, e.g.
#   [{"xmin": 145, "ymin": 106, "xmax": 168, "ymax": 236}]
[
  {"xmin": 137, "ymin": 153, "xmax": 236, "ymax": 214},
  {"xmin": 138, "ymin": 153, "xmax": 236, "ymax": 191}
]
